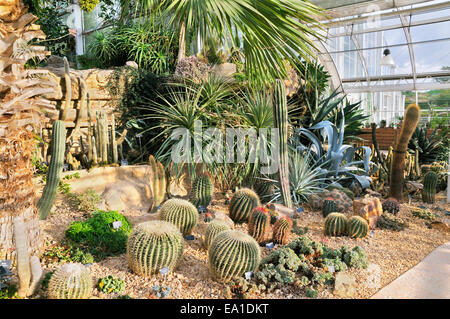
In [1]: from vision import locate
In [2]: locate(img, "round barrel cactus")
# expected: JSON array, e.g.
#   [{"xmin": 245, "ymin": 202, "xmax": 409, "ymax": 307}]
[
  {"xmin": 347, "ymin": 216, "xmax": 369, "ymax": 239},
  {"xmin": 422, "ymin": 171, "xmax": 437, "ymax": 204},
  {"xmin": 204, "ymin": 219, "xmax": 231, "ymax": 249},
  {"xmin": 228, "ymin": 188, "xmax": 260, "ymax": 224},
  {"xmin": 272, "ymin": 216, "xmax": 293, "ymax": 245},
  {"xmin": 127, "ymin": 221, "xmax": 184, "ymax": 276},
  {"xmin": 208, "ymin": 230, "xmax": 261, "ymax": 282},
  {"xmin": 191, "ymin": 173, "xmax": 213, "ymax": 208},
  {"xmin": 159, "ymin": 198, "xmax": 198, "ymax": 236},
  {"xmin": 322, "ymin": 198, "xmax": 337, "ymax": 218},
  {"xmin": 248, "ymin": 207, "xmax": 271, "ymax": 244},
  {"xmin": 48, "ymin": 263, "xmax": 92, "ymax": 299},
  {"xmin": 324, "ymin": 213, "xmax": 348, "ymax": 237}
]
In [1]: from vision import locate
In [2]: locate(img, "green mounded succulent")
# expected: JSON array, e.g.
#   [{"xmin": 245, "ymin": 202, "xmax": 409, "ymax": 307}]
[
  {"xmin": 96, "ymin": 275, "xmax": 125, "ymax": 294},
  {"xmin": 376, "ymin": 214, "xmax": 408, "ymax": 231},
  {"xmin": 347, "ymin": 216, "xmax": 369, "ymax": 239},
  {"xmin": 412, "ymin": 208, "xmax": 436, "ymax": 222},
  {"xmin": 159, "ymin": 198, "xmax": 198, "ymax": 236},
  {"xmin": 324, "ymin": 213, "xmax": 347, "ymax": 237}
]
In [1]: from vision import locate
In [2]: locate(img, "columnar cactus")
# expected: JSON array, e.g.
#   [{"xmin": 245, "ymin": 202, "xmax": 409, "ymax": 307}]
[
  {"xmin": 322, "ymin": 198, "xmax": 337, "ymax": 217},
  {"xmin": 127, "ymin": 221, "xmax": 184, "ymax": 276},
  {"xmin": 204, "ymin": 219, "xmax": 231, "ymax": 249},
  {"xmin": 48, "ymin": 263, "xmax": 93, "ymax": 299},
  {"xmin": 191, "ymin": 173, "xmax": 213, "ymax": 208},
  {"xmin": 228, "ymin": 188, "xmax": 260, "ymax": 224},
  {"xmin": 149, "ymin": 155, "xmax": 166, "ymax": 212},
  {"xmin": 389, "ymin": 104, "xmax": 421, "ymax": 201},
  {"xmin": 272, "ymin": 216, "xmax": 293, "ymax": 245},
  {"xmin": 422, "ymin": 171, "xmax": 437, "ymax": 204},
  {"xmin": 159, "ymin": 198, "xmax": 198, "ymax": 236},
  {"xmin": 347, "ymin": 216, "xmax": 369, "ymax": 239},
  {"xmin": 37, "ymin": 120, "xmax": 66, "ymax": 220},
  {"xmin": 324, "ymin": 213, "xmax": 348, "ymax": 237},
  {"xmin": 247, "ymin": 207, "xmax": 271, "ymax": 244},
  {"xmin": 208, "ymin": 230, "xmax": 261, "ymax": 282}
]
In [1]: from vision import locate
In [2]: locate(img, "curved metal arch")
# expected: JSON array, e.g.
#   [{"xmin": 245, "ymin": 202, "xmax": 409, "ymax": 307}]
[
  {"xmin": 347, "ymin": 24, "xmax": 372, "ymax": 89},
  {"xmin": 399, "ymin": 14, "xmax": 417, "ymax": 91},
  {"xmin": 312, "ymin": 38, "xmax": 344, "ymax": 93}
]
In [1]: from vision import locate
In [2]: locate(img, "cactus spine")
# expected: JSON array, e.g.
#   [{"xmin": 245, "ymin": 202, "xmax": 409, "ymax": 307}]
[
  {"xmin": 247, "ymin": 207, "xmax": 271, "ymax": 244},
  {"xmin": 159, "ymin": 198, "xmax": 198, "ymax": 236},
  {"xmin": 273, "ymin": 79, "xmax": 293, "ymax": 208},
  {"xmin": 322, "ymin": 198, "xmax": 337, "ymax": 217},
  {"xmin": 228, "ymin": 188, "xmax": 260, "ymax": 224},
  {"xmin": 347, "ymin": 216, "xmax": 369, "ymax": 239},
  {"xmin": 272, "ymin": 216, "xmax": 293, "ymax": 245},
  {"xmin": 324, "ymin": 213, "xmax": 348, "ymax": 237},
  {"xmin": 149, "ymin": 155, "xmax": 166, "ymax": 212},
  {"xmin": 389, "ymin": 104, "xmax": 421, "ymax": 201},
  {"xmin": 422, "ymin": 171, "xmax": 437, "ymax": 204},
  {"xmin": 204, "ymin": 219, "xmax": 231, "ymax": 250},
  {"xmin": 48, "ymin": 263, "xmax": 93, "ymax": 299},
  {"xmin": 37, "ymin": 120, "xmax": 66, "ymax": 220},
  {"xmin": 191, "ymin": 173, "xmax": 213, "ymax": 208},
  {"xmin": 127, "ymin": 221, "xmax": 184, "ymax": 276},
  {"xmin": 208, "ymin": 230, "xmax": 261, "ymax": 282}
]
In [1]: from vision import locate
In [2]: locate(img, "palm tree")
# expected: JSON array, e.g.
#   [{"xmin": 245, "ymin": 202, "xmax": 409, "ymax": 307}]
[
  {"xmin": 0, "ymin": 0, "xmax": 55, "ymax": 264},
  {"xmin": 120, "ymin": 0, "xmax": 325, "ymax": 85}
]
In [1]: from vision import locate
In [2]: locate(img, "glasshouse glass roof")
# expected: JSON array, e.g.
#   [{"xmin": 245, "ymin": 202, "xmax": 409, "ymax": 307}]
[{"xmin": 310, "ymin": 0, "xmax": 450, "ymax": 94}]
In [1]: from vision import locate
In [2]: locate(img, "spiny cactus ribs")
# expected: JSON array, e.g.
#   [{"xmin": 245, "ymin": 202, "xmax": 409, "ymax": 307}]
[
  {"xmin": 422, "ymin": 171, "xmax": 437, "ymax": 204},
  {"xmin": 204, "ymin": 219, "xmax": 231, "ymax": 250},
  {"xmin": 208, "ymin": 230, "xmax": 261, "ymax": 282},
  {"xmin": 48, "ymin": 263, "xmax": 92, "ymax": 299},
  {"xmin": 191, "ymin": 173, "xmax": 213, "ymax": 208},
  {"xmin": 324, "ymin": 213, "xmax": 347, "ymax": 237},
  {"xmin": 228, "ymin": 188, "xmax": 261, "ymax": 224},
  {"xmin": 159, "ymin": 198, "xmax": 198, "ymax": 236},
  {"xmin": 322, "ymin": 198, "xmax": 337, "ymax": 217},
  {"xmin": 272, "ymin": 216, "xmax": 293, "ymax": 245},
  {"xmin": 127, "ymin": 221, "xmax": 184, "ymax": 276},
  {"xmin": 382, "ymin": 198, "xmax": 400, "ymax": 215},
  {"xmin": 347, "ymin": 216, "xmax": 369, "ymax": 239},
  {"xmin": 248, "ymin": 207, "xmax": 271, "ymax": 244}
]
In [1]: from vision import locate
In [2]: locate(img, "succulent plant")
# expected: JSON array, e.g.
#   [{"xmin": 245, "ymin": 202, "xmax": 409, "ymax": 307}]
[
  {"xmin": 127, "ymin": 221, "xmax": 184, "ymax": 276},
  {"xmin": 253, "ymin": 180, "xmax": 274, "ymax": 204},
  {"xmin": 347, "ymin": 216, "xmax": 369, "ymax": 239},
  {"xmin": 324, "ymin": 213, "xmax": 348, "ymax": 237},
  {"xmin": 322, "ymin": 198, "xmax": 337, "ymax": 217},
  {"xmin": 382, "ymin": 197, "xmax": 400, "ymax": 215},
  {"xmin": 272, "ymin": 217, "xmax": 293, "ymax": 245},
  {"xmin": 159, "ymin": 198, "xmax": 198, "ymax": 236},
  {"xmin": 96, "ymin": 275, "xmax": 125, "ymax": 294},
  {"xmin": 48, "ymin": 263, "xmax": 93, "ymax": 299},
  {"xmin": 247, "ymin": 207, "xmax": 271, "ymax": 244},
  {"xmin": 191, "ymin": 173, "xmax": 213, "ymax": 208},
  {"xmin": 422, "ymin": 171, "xmax": 437, "ymax": 204},
  {"xmin": 208, "ymin": 230, "xmax": 261, "ymax": 282},
  {"xmin": 149, "ymin": 155, "xmax": 166, "ymax": 212},
  {"xmin": 204, "ymin": 219, "xmax": 231, "ymax": 250},
  {"xmin": 228, "ymin": 188, "xmax": 260, "ymax": 224}
]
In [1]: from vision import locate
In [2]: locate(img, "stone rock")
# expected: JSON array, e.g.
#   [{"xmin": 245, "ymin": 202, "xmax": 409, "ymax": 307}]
[
  {"xmin": 364, "ymin": 264, "xmax": 381, "ymax": 289},
  {"xmin": 353, "ymin": 196, "xmax": 382, "ymax": 229},
  {"xmin": 167, "ymin": 172, "xmax": 188, "ymax": 198},
  {"xmin": 125, "ymin": 61, "xmax": 139, "ymax": 69},
  {"xmin": 365, "ymin": 189, "xmax": 382, "ymax": 198},
  {"xmin": 211, "ymin": 211, "xmax": 234, "ymax": 228},
  {"xmin": 334, "ymin": 272, "xmax": 357, "ymax": 298},
  {"xmin": 102, "ymin": 180, "xmax": 153, "ymax": 213}
]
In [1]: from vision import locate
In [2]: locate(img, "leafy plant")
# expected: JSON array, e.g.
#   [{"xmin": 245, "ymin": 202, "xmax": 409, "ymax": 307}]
[
  {"xmin": 408, "ymin": 125, "xmax": 445, "ymax": 165},
  {"xmin": 42, "ymin": 243, "xmax": 94, "ymax": 265}
]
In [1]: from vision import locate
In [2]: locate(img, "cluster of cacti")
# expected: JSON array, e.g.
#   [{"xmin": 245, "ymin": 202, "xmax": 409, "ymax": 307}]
[
  {"xmin": 208, "ymin": 230, "xmax": 261, "ymax": 282},
  {"xmin": 48, "ymin": 263, "xmax": 93, "ymax": 299},
  {"xmin": 37, "ymin": 120, "xmax": 67, "ymax": 220},
  {"xmin": 322, "ymin": 198, "xmax": 337, "ymax": 217},
  {"xmin": 228, "ymin": 188, "xmax": 261, "ymax": 224},
  {"xmin": 324, "ymin": 213, "xmax": 348, "ymax": 237},
  {"xmin": 127, "ymin": 221, "xmax": 184, "ymax": 276},
  {"xmin": 149, "ymin": 155, "xmax": 166, "ymax": 212},
  {"xmin": 382, "ymin": 197, "xmax": 400, "ymax": 215},
  {"xmin": 248, "ymin": 207, "xmax": 271, "ymax": 244},
  {"xmin": 253, "ymin": 180, "xmax": 274, "ymax": 204},
  {"xmin": 191, "ymin": 173, "xmax": 213, "ymax": 208},
  {"xmin": 204, "ymin": 219, "xmax": 231, "ymax": 249},
  {"xmin": 347, "ymin": 216, "xmax": 369, "ymax": 239},
  {"xmin": 159, "ymin": 198, "xmax": 198, "ymax": 236},
  {"xmin": 96, "ymin": 275, "xmax": 125, "ymax": 294},
  {"xmin": 353, "ymin": 196, "xmax": 383, "ymax": 229},
  {"xmin": 272, "ymin": 216, "xmax": 293, "ymax": 245},
  {"xmin": 412, "ymin": 208, "xmax": 436, "ymax": 222},
  {"xmin": 389, "ymin": 104, "xmax": 421, "ymax": 201},
  {"xmin": 273, "ymin": 80, "xmax": 293, "ymax": 208},
  {"xmin": 422, "ymin": 171, "xmax": 437, "ymax": 204},
  {"xmin": 308, "ymin": 189, "xmax": 352, "ymax": 212}
]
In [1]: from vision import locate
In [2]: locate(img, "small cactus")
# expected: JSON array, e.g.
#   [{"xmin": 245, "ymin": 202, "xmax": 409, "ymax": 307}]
[
  {"xmin": 247, "ymin": 207, "xmax": 271, "ymax": 244},
  {"xmin": 191, "ymin": 173, "xmax": 213, "ymax": 208},
  {"xmin": 149, "ymin": 155, "xmax": 166, "ymax": 212},
  {"xmin": 422, "ymin": 171, "xmax": 437, "ymax": 204},
  {"xmin": 159, "ymin": 198, "xmax": 198, "ymax": 236},
  {"xmin": 208, "ymin": 230, "xmax": 261, "ymax": 282},
  {"xmin": 127, "ymin": 221, "xmax": 184, "ymax": 276},
  {"xmin": 347, "ymin": 216, "xmax": 369, "ymax": 239},
  {"xmin": 204, "ymin": 219, "xmax": 231, "ymax": 250},
  {"xmin": 324, "ymin": 213, "xmax": 348, "ymax": 237},
  {"xmin": 228, "ymin": 188, "xmax": 260, "ymax": 224},
  {"xmin": 48, "ymin": 263, "xmax": 93, "ymax": 299},
  {"xmin": 272, "ymin": 216, "xmax": 293, "ymax": 245},
  {"xmin": 322, "ymin": 198, "xmax": 337, "ymax": 218},
  {"xmin": 382, "ymin": 197, "xmax": 400, "ymax": 215}
]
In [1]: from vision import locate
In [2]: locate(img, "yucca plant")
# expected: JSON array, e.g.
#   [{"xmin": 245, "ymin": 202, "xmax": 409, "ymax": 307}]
[{"xmin": 408, "ymin": 125, "xmax": 444, "ymax": 165}]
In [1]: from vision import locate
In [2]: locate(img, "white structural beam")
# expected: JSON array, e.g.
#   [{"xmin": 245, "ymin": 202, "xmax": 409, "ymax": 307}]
[
  {"xmin": 344, "ymin": 81, "xmax": 450, "ymax": 93},
  {"xmin": 400, "ymin": 14, "xmax": 417, "ymax": 91},
  {"xmin": 312, "ymin": 39, "xmax": 344, "ymax": 92}
]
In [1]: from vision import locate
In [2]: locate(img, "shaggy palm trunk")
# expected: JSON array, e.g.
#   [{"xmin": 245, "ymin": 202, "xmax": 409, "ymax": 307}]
[
  {"xmin": 177, "ymin": 20, "xmax": 186, "ymax": 63},
  {"xmin": 0, "ymin": 1, "xmax": 54, "ymax": 264}
]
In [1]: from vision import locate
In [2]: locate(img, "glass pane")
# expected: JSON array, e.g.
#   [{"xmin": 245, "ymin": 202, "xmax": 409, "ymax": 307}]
[
  {"xmin": 414, "ymin": 41, "xmax": 450, "ymax": 73},
  {"xmin": 411, "ymin": 21, "xmax": 450, "ymax": 42}
]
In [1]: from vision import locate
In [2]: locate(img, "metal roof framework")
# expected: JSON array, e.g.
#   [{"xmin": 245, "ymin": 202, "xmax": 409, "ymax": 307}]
[{"xmin": 310, "ymin": 0, "xmax": 450, "ymax": 94}]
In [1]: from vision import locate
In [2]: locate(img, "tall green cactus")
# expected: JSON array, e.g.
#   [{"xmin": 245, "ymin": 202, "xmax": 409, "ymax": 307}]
[
  {"xmin": 159, "ymin": 198, "xmax": 198, "ymax": 236},
  {"xmin": 204, "ymin": 219, "xmax": 231, "ymax": 250},
  {"xmin": 228, "ymin": 188, "xmax": 260, "ymax": 224},
  {"xmin": 272, "ymin": 216, "xmax": 293, "ymax": 245},
  {"xmin": 191, "ymin": 173, "xmax": 213, "ymax": 208},
  {"xmin": 127, "ymin": 221, "xmax": 184, "ymax": 276},
  {"xmin": 48, "ymin": 263, "xmax": 93, "ymax": 299},
  {"xmin": 37, "ymin": 120, "xmax": 66, "ymax": 220},
  {"xmin": 208, "ymin": 230, "xmax": 261, "ymax": 282},
  {"xmin": 273, "ymin": 79, "xmax": 292, "ymax": 208},
  {"xmin": 389, "ymin": 104, "xmax": 421, "ymax": 201},
  {"xmin": 422, "ymin": 171, "xmax": 437, "ymax": 204},
  {"xmin": 149, "ymin": 155, "xmax": 166, "ymax": 212},
  {"xmin": 247, "ymin": 207, "xmax": 271, "ymax": 244}
]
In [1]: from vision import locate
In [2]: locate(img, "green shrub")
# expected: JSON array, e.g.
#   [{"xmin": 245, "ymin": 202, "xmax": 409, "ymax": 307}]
[
  {"xmin": 65, "ymin": 210, "xmax": 132, "ymax": 257},
  {"xmin": 96, "ymin": 275, "xmax": 125, "ymax": 294},
  {"xmin": 42, "ymin": 244, "xmax": 94, "ymax": 264},
  {"xmin": 68, "ymin": 189, "xmax": 102, "ymax": 213}
]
